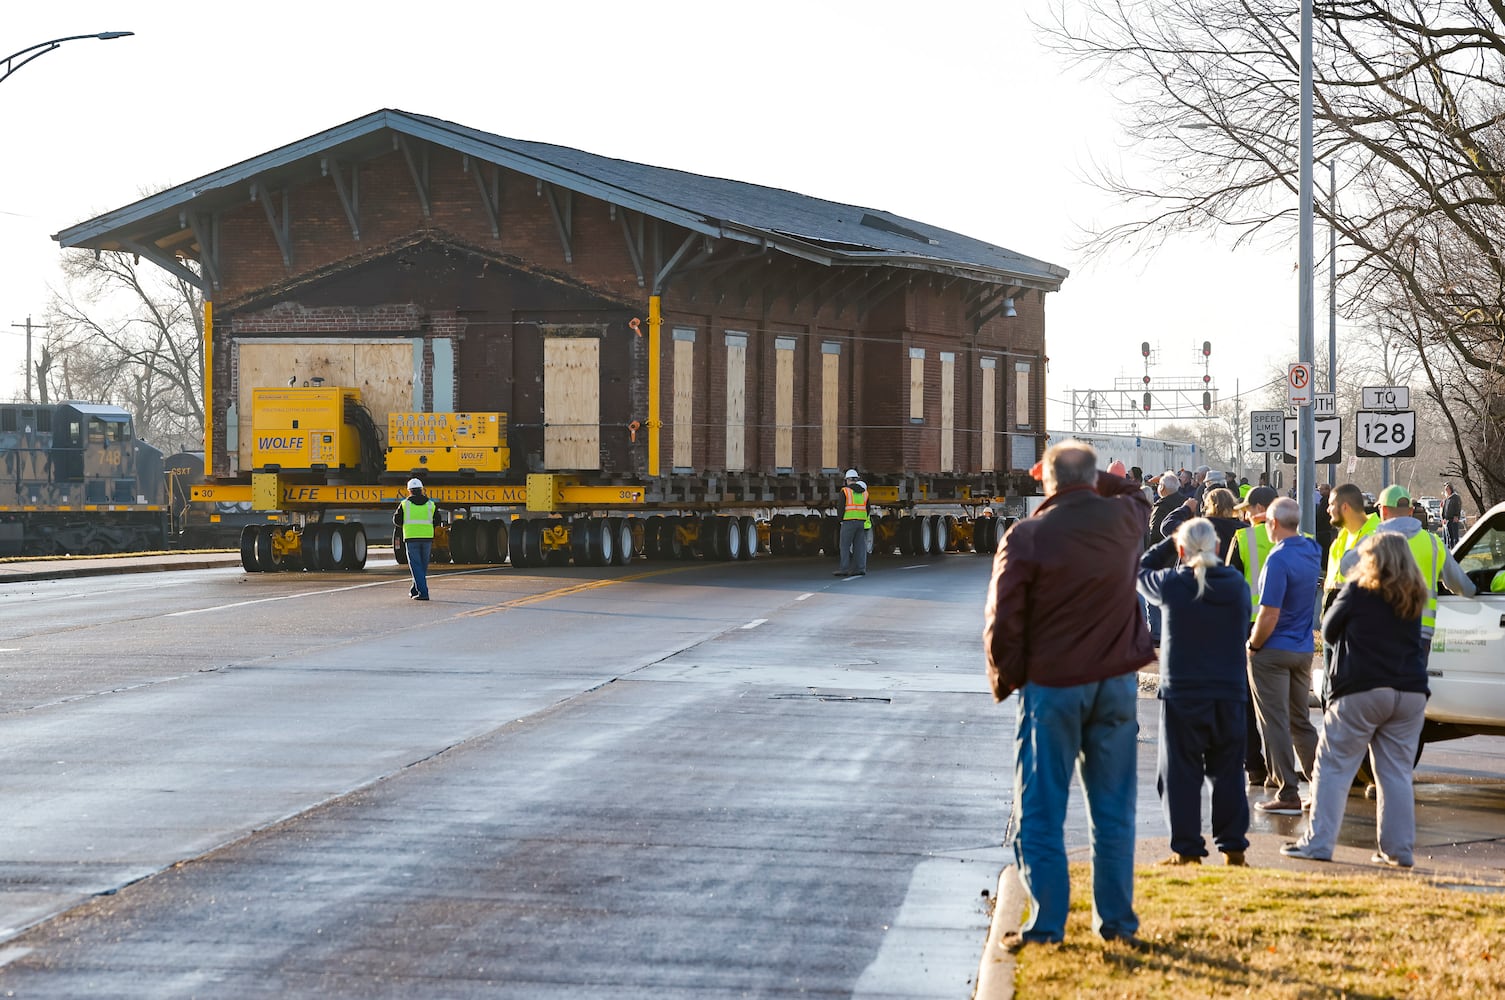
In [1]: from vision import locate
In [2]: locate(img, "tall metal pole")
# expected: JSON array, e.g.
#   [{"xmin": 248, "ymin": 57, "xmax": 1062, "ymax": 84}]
[
  {"xmin": 1326, "ymin": 159, "xmax": 1337, "ymax": 487},
  {"xmin": 1297, "ymin": 0, "xmax": 1316, "ymax": 534}
]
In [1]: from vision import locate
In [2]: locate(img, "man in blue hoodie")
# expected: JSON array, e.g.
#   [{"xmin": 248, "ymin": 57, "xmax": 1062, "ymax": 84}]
[{"xmin": 1246, "ymin": 497, "xmax": 1323, "ymax": 815}]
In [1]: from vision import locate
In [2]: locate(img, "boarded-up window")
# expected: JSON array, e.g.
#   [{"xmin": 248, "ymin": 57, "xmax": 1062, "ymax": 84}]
[
  {"xmin": 543, "ymin": 337, "xmax": 600, "ymax": 469},
  {"xmin": 234, "ymin": 338, "xmax": 413, "ymax": 467},
  {"xmin": 775, "ymin": 337, "xmax": 796, "ymax": 470},
  {"xmin": 1015, "ymin": 361, "xmax": 1032, "ymax": 428},
  {"xmin": 725, "ymin": 332, "xmax": 747, "ymax": 471},
  {"xmin": 909, "ymin": 348, "xmax": 925, "ymax": 422},
  {"xmin": 821, "ymin": 342, "xmax": 841, "ymax": 471},
  {"xmin": 672, "ymin": 328, "xmax": 695, "ymax": 471},
  {"xmin": 940, "ymin": 352, "xmax": 955, "ymax": 470},
  {"xmin": 980, "ymin": 358, "xmax": 997, "ymax": 472}
]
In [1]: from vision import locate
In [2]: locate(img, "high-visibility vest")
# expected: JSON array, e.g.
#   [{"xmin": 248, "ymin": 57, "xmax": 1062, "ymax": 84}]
[
  {"xmin": 842, "ymin": 487, "xmax": 868, "ymax": 521},
  {"xmin": 1325, "ymin": 512, "xmax": 1380, "ymax": 590},
  {"xmin": 1235, "ymin": 521, "xmax": 1274, "ymax": 622},
  {"xmin": 401, "ymin": 498, "xmax": 436, "ymax": 539},
  {"xmin": 1405, "ymin": 530, "xmax": 1441, "ymax": 631},
  {"xmin": 1239, "ymin": 483, "xmax": 1253, "ymax": 499}
]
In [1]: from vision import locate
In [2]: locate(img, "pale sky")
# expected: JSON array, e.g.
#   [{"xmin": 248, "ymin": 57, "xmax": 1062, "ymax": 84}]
[{"xmin": 0, "ymin": 0, "xmax": 1306, "ymax": 433}]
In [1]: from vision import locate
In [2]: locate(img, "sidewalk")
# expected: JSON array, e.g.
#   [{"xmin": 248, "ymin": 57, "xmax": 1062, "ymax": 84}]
[{"xmin": 0, "ymin": 549, "xmax": 397, "ymax": 583}]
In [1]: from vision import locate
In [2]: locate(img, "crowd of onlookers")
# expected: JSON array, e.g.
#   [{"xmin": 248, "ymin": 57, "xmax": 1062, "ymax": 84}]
[{"xmin": 984, "ymin": 442, "xmax": 1472, "ymax": 947}]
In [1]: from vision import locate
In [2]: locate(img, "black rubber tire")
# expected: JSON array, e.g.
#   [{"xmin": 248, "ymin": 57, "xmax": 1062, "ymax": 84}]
[
  {"xmin": 508, "ymin": 519, "xmax": 528, "ymax": 567},
  {"xmin": 572, "ymin": 518, "xmax": 596, "ymax": 566},
  {"xmin": 769, "ymin": 514, "xmax": 786, "ymax": 556},
  {"xmin": 665, "ymin": 516, "xmax": 687, "ymax": 560},
  {"xmin": 340, "ymin": 523, "xmax": 368, "ymax": 569},
  {"xmin": 610, "ymin": 517, "xmax": 633, "ymax": 565},
  {"xmin": 739, "ymin": 516, "xmax": 758, "ymax": 560},
  {"xmin": 897, "ymin": 517, "xmax": 915, "ymax": 557},
  {"xmin": 393, "ymin": 526, "xmax": 409, "ymax": 566},
  {"xmin": 644, "ymin": 515, "xmax": 664, "ymax": 560},
  {"xmin": 487, "ymin": 520, "xmax": 508, "ymax": 564},
  {"xmin": 240, "ymin": 525, "xmax": 261, "ymax": 572},
  {"xmin": 256, "ymin": 525, "xmax": 283, "ymax": 571},
  {"xmin": 821, "ymin": 515, "xmax": 841, "ymax": 557},
  {"xmin": 472, "ymin": 520, "xmax": 498, "ymax": 564},
  {"xmin": 523, "ymin": 519, "xmax": 547, "ymax": 568},
  {"xmin": 448, "ymin": 520, "xmax": 474, "ymax": 565},
  {"xmin": 942, "ymin": 514, "xmax": 959, "ymax": 552},
  {"xmin": 720, "ymin": 517, "xmax": 742, "ymax": 561}
]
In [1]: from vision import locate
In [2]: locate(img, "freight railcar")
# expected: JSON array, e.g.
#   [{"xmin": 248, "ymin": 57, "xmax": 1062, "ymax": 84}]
[{"xmin": 0, "ymin": 402, "xmax": 168, "ymax": 555}]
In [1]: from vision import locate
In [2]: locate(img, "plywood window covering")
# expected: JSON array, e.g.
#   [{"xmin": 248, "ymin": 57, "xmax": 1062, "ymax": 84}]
[
  {"xmin": 980, "ymin": 358, "xmax": 997, "ymax": 472},
  {"xmin": 543, "ymin": 336, "xmax": 601, "ymax": 470},
  {"xmin": 774, "ymin": 337, "xmax": 796, "ymax": 470},
  {"xmin": 909, "ymin": 348, "xmax": 926, "ymax": 423},
  {"xmin": 724, "ymin": 332, "xmax": 748, "ymax": 472},
  {"xmin": 821, "ymin": 341, "xmax": 841, "ymax": 471},
  {"xmin": 672, "ymin": 328, "xmax": 696, "ymax": 472},
  {"xmin": 940, "ymin": 352, "xmax": 956, "ymax": 470},
  {"xmin": 1015, "ymin": 361, "xmax": 1032, "ymax": 428}
]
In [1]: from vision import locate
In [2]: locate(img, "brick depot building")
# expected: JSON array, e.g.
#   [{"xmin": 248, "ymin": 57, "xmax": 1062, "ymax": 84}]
[{"xmin": 57, "ymin": 109, "xmax": 1066, "ymax": 502}]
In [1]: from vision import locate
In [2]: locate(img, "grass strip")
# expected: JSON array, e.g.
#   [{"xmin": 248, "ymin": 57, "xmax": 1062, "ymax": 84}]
[{"xmin": 1014, "ymin": 863, "xmax": 1505, "ymax": 998}]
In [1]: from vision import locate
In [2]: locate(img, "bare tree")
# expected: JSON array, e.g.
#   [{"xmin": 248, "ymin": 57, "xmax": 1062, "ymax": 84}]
[
  {"xmin": 1040, "ymin": 0, "xmax": 1505, "ymax": 505},
  {"xmin": 44, "ymin": 249, "xmax": 204, "ymax": 453}
]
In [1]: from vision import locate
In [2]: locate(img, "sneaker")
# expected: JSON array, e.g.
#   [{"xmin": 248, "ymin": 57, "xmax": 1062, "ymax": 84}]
[
  {"xmin": 1255, "ymin": 798, "xmax": 1304, "ymax": 816},
  {"xmin": 1364, "ymin": 783, "xmax": 1377, "ymax": 800},
  {"xmin": 414, "ymin": 595, "xmax": 429, "ymax": 601},
  {"xmin": 1371, "ymin": 851, "xmax": 1414, "ymax": 869},
  {"xmin": 1279, "ymin": 842, "xmax": 1331, "ymax": 861},
  {"xmin": 1222, "ymin": 851, "xmax": 1248, "ymax": 867},
  {"xmin": 1157, "ymin": 853, "xmax": 1202, "ymax": 866},
  {"xmin": 1301, "ymin": 797, "xmax": 1313, "ymax": 811},
  {"xmin": 833, "ymin": 571, "xmax": 848, "ymax": 577},
  {"xmin": 1246, "ymin": 772, "xmax": 1268, "ymax": 787}
]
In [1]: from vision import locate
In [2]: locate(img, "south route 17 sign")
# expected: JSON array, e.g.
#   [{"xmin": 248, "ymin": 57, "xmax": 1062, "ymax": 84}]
[
  {"xmin": 1355, "ymin": 410, "xmax": 1417, "ymax": 457},
  {"xmin": 1283, "ymin": 416, "xmax": 1342, "ymax": 464}
]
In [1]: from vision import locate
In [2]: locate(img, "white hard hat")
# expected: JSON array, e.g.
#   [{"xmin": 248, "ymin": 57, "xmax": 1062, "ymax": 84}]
[
  {"xmin": 844, "ymin": 468, "xmax": 860, "ymax": 479},
  {"xmin": 406, "ymin": 477, "xmax": 424, "ymax": 490}
]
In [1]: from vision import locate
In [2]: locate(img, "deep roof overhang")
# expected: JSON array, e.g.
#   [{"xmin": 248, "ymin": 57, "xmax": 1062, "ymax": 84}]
[{"xmin": 55, "ymin": 109, "xmax": 1068, "ymax": 295}]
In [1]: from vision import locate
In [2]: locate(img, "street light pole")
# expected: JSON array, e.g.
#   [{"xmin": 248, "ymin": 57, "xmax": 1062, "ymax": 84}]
[
  {"xmin": 1321, "ymin": 158, "xmax": 1337, "ymax": 487},
  {"xmin": 1297, "ymin": 0, "xmax": 1316, "ymax": 535},
  {"xmin": 0, "ymin": 32, "xmax": 133, "ymax": 85}
]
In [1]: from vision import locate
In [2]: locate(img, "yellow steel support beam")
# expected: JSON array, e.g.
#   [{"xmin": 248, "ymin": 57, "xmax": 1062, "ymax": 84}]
[
  {"xmin": 203, "ymin": 300, "xmax": 213, "ymax": 476},
  {"xmin": 648, "ymin": 295, "xmax": 662, "ymax": 477}
]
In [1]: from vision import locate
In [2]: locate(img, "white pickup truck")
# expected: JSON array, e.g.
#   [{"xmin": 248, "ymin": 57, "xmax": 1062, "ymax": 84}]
[{"xmin": 1427, "ymin": 501, "xmax": 1505, "ymax": 742}]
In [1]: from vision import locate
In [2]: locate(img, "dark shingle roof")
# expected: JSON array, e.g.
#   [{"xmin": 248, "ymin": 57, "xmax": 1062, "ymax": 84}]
[{"xmin": 56, "ymin": 109, "xmax": 1067, "ymax": 291}]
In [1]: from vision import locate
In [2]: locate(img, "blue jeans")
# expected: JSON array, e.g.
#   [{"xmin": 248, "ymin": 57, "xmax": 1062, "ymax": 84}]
[
  {"xmin": 1011, "ymin": 673, "xmax": 1139, "ymax": 942},
  {"xmin": 405, "ymin": 539, "xmax": 432, "ymax": 598},
  {"xmin": 1146, "ymin": 601, "xmax": 1162, "ymax": 644}
]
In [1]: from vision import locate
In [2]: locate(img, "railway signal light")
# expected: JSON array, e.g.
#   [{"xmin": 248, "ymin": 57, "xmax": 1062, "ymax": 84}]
[
  {"xmin": 1143, "ymin": 392, "xmax": 1152, "ymax": 413},
  {"xmin": 1202, "ymin": 391, "xmax": 1212, "ymax": 412},
  {"xmin": 1202, "ymin": 340, "xmax": 1212, "ymax": 357},
  {"xmin": 1141, "ymin": 341, "xmax": 1151, "ymax": 358}
]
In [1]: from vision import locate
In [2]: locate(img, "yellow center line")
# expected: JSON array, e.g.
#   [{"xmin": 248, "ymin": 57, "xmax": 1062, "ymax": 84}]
[{"xmin": 459, "ymin": 563, "xmax": 705, "ymax": 617}]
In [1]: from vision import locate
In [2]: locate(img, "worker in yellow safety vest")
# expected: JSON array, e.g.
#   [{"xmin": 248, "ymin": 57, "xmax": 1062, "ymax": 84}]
[
  {"xmin": 836, "ymin": 469, "xmax": 871, "ymax": 578},
  {"xmin": 394, "ymin": 477, "xmax": 441, "ymax": 601},
  {"xmin": 1338, "ymin": 484, "xmax": 1477, "ymax": 651},
  {"xmin": 1323, "ymin": 484, "xmax": 1379, "ymax": 608}
]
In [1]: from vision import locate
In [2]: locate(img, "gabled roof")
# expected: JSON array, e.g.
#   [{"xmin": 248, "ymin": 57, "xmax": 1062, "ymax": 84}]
[{"xmin": 55, "ymin": 108, "xmax": 1068, "ymax": 292}]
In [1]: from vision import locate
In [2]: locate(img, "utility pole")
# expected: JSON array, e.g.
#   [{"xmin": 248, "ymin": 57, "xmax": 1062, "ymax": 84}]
[{"xmin": 10, "ymin": 315, "xmax": 47, "ymax": 403}]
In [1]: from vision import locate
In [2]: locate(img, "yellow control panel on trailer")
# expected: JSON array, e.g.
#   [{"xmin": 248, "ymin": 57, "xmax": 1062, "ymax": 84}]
[{"xmin": 386, "ymin": 411, "xmax": 509, "ymax": 474}]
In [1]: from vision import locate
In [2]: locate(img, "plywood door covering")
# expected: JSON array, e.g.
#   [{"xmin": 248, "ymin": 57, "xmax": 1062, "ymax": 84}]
[
  {"xmin": 235, "ymin": 339, "xmax": 413, "ymax": 463},
  {"xmin": 821, "ymin": 349, "xmax": 840, "ymax": 470},
  {"xmin": 774, "ymin": 341, "xmax": 794, "ymax": 469},
  {"xmin": 941, "ymin": 354, "xmax": 955, "ymax": 471},
  {"xmin": 725, "ymin": 335, "xmax": 747, "ymax": 472},
  {"xmin": 673, "ymin": 336, "xmax": 695, "ymax": 470},
  {"xmin": 981, "ymin": 360, "xmax": 996, "ymax": 472},
  {"xmin": 544, "ymin": 337, "xmax": 601, "ymax": 470}
]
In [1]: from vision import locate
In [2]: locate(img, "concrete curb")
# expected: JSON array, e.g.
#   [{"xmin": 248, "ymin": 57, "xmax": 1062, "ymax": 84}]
[
  {"xmin": 974, "ymin": 864, "xmax": 1024, "ymax": 1000},
  {"xmin": 0, "ymin": 551, "xmax": 400, "ymax": 583}
]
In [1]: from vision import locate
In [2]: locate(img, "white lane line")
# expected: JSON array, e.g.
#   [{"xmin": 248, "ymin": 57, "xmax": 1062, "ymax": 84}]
[
  {"xmin": 900, "ymin": 564, "xmax": 930, "ymax": 570},
  {"xmin": 795, "ymin": 593, "xmax": 814, "ymax": 601},
  {"xmin": 740, "ymin": 618, "xmax": 767, "ymax": 630},
  {"xmin": 166, "ymin": 578, "xmax": 400, "ymax": 616},
  {"xmin": 0, "ymin": 647, "xmax": 19, "ymax": 652}
]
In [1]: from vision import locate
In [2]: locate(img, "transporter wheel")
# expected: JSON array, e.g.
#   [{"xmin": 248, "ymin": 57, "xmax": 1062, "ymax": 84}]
[
  {"xmin": 821, "ymin": 515, "xmax": 841, "ymax": 557},
  {"xmin": 340, "ymin": 523, "xmax": 368, "ymax": 570},
  {"xmin": 739, "ymin": 516, "xmax": 758, "ymax": 560},
  {"xmin": 449, "ymin": 520, "xmax": 476, "ymax": 565},
  {"xmin": 721, "ymin": 517, "xmax": 743, "ymax": 561},
  {"xmin": 571, "ymin": 518, "xmax": 596, "ymax": 566},
  {"xmin": 942, "ymin": 514, "xmax": 959, "ymax": 552},
  {"xmin": 769, "ymin": 514, "xmax": 786, "ymax": 556},
  {"xmin": 897, "ymin": 516, "xmax": 916, "ymax": 557},
  {"xmin": 585, "ymin": 518, "xmax": 613, "ymax": 566},
  {"xmin": 644, "ymin": 515, "xmax": 665, "ymax": 560},
  {"xmin": 473, "ymin": 519, "xmax": 499, "ymax": 564},
  {"xmin": 664, "ymin": 516, "xmax": 687, "ymax": 560},
  {"xmin": 507, "ymin": 519, "xmax": 527, "ymax": 568},
  {"xmin": 610, "ymin": 517, "xmax": 634, "ymax": 565},
  {"xmin": 256, "ymin": 525, "xmax": 283, "ymax": 571},
  {"xmin": 240, "ymin": 525, "xmax": 262, "ymax": 572},
  {"xmin": 917, "ymin": 515, "xmax": 936, "ymax": 555},
  {"xmin": 490, "ymin": 520, "xmax": 510, "ymax": 564},
  {"xmin": 697, "ymin": 515, "xmax": 720, "ymax": 560},
  {"xmin": 521, "ymin": 519, "xmax": 547, "ymax": 568},
  {"xmin": 306, "ymin": 525, "xmax": 329, "ymax": 572},
  {"xmin": 393, "ymin": 527, "xmax": 409, "ymax": 566}
]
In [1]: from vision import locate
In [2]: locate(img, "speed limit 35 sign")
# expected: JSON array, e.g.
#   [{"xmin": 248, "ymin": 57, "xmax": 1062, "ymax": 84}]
[{"xmin": 1355, "ymin": 410, "xmax": 1417, "ymax": 457}]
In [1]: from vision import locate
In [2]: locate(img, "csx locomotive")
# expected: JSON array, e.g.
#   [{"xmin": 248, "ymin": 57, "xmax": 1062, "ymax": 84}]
[{"xmin": 0, "ymin": 401, "xmax": 171, "ymax": 555}]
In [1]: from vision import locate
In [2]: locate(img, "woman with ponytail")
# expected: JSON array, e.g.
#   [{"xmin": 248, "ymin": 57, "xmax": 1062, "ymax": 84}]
[{"xmin": 1139, "ymin": 517, "xmax": 1254, "ymax": 865}]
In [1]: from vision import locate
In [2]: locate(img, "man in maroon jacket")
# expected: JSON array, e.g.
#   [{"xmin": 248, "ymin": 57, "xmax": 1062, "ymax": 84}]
[{"xmin": 984, "ymin": 442, "xmax": 1154, "ymax": 945}]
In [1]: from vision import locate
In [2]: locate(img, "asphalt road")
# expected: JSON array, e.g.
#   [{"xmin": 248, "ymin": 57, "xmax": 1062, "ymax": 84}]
[
  {"xmin": 0, "ymin": 554, "xmax": 1016, "ymax": 997},
  {"xmin": 4, "ymin": 553, "xmax": 1505, "ymax": 997}
]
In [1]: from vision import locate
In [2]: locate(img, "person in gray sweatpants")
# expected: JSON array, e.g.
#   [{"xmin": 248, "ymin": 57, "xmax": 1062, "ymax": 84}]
[
  {"xmin": 835, "ymin": 469, "xmax": 871, "ymax": 577},
  {"xmin": 1282, "ymin": 533, "xmax": 1430, "ymax": 867}
]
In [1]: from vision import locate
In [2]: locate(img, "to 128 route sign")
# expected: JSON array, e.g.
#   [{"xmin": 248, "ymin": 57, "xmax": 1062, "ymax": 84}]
[{"xmin": 1355, "ymin": 410, "xmax": 1417, "ymax": 457}]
